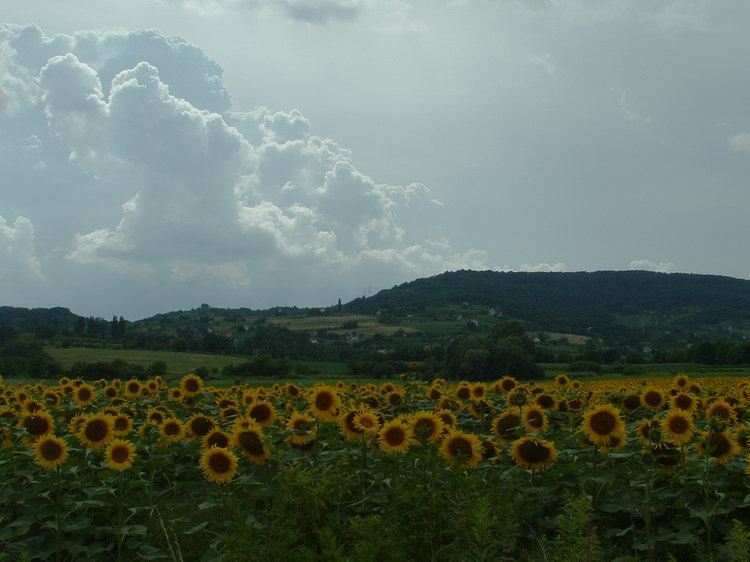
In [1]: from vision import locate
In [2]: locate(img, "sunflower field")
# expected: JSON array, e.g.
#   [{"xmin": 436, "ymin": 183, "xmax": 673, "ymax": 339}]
[{"xmin": 2, "ymin": 372, "xmax": 750, "ymax": 561}]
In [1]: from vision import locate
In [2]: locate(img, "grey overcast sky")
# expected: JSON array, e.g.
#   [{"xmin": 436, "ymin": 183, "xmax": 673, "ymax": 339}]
[{"xmin": 2, "ymin": 0, "xmax": 750, "ymax": 319}]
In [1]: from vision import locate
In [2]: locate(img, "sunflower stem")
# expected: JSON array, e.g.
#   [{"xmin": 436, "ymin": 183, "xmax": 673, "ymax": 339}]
[
  {"xmin": 55, "ymin": 465, "xmax": 62, "ymax": 562},
  {"xmin": 703, "ymin": 427, "xmax": 713, "ymax": 556},
  {"xmin": 591, "ymin": 444, "xmax": 598, "ymax": 508},
  {"xmin": 117, "ymin": 469, "xmax": 125, "ymax": 562}
]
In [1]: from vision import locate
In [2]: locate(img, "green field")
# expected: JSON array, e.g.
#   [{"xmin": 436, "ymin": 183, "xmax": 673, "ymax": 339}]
[
  {"xmin": 268, "ymin": 313, "xmax": 416, "ymax": 336},
  {"xmin": 46, "ymin": 347, "xmax": 241, "ymax": 372}
]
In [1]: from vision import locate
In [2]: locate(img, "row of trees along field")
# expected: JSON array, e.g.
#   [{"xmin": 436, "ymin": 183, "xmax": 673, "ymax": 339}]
[{"xmin": 4, "ymin": 307, "xmax": 750, "ymax": 380}]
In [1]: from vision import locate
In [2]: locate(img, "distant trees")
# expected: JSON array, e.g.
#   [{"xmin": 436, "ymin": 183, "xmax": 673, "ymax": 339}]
[
  {"xmin": 0, "ymin": 337, "xmax": 61, "ymax": 378},
  {"xmin": 443, "ymin": 321, "xmax": 543, "ymax": 380}
]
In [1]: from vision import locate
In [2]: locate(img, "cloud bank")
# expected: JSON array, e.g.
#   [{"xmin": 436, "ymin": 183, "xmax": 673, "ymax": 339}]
[{"xmin": 0, "ymin": 23, "xmax": 485, "ymax": 316}]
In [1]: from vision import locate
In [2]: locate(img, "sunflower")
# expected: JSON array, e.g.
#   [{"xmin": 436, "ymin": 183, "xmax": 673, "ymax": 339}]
[
  {"xmin": 181, "ymin": 373, "xmax": 204, "ymax": 397},
  {"xmin": 1, "ymin": 427, "xmax": 14, "ymax": 448},
  {"xmin": 497, "ymin": 376, "xmax": 517, "ymax": 393},
  {"xmin": 220, "ymin": 407, "xmax": 240, "ymax": 421},
  {"xmin": 112, "ymin": 413, "xmax": 133, "ymax": 436},
  {"xmin": 436, "ymin": 409, "xmax": 456, "ymax": 431},
  {"xmin": 22, "ymin": 399, "xmax": 43, "ymax": 413},
  {"xmin": 555, "ymin": 373, "xmax": 571, "ymax": 387},
  {"xmin": 455, "ymin": 385, "xmax": 472, "ymax": 401},
  {"xmin": 169, "ymin": 388, "xmax": 183, "ymax": 402},
  {"xmin": 379, "ymin": 420, "xmax": 412, "ymax": 454},
  {"xmin": 187, "ymin": 415, "xmax": 216, "ymax": 439},
  {"xmin": 146, "ymin": 408, "xmax": 165, "ymax": 426},
  {"xmin": 507, "ymin": 389, "xmax": 529, "ymax": 408},
  {"xmin": 523, "ymin": 406, "xmax": 548, "ymax": 433},
  {"xmin": 511, "ymin": 437, "xmax": 558, "ymax": 470},
  {"xmin": 18, "ymin": 411, "xmax": 55, "ymax": 440},
  {"xmin": 34, "ymin": 436, "xmax": 69, "ymax": 470},
  {"xmin": 600, "ymin": 433, "xmax": 627, "ymax": 453},
  {"xmin": 492, "ymin": 411, "xmax": 522, "ymax": 442},
  {"xmin": 124, "ymin": 379, "xmax": 142, "ymax": 398},
  {"xmin": 671, "ymin": 392, "xmax": 697, "ymax": 413},
  {"xmin": 386, "ymin": 391, "xmax": 404, "ymax": 407},
  {"xmin": 354, "ymin": 411, "xmax": 380, "ymax": 435},
  {"xmin": 622, "ymin": 394, "xmax": 642, "ymax": 413},
  {"xmin": 698, "ymin": 430, "xmax": 738, "ymax": 465},
  {"xmin": 104, "ymin": 385, "xmax": 119, "ymax": 400},
  {"xmin": 285, "ymin": 384, "xmax": 301, "ymax": 400},
  {"xmin": 428, "ymin": 387, "xmax": 442, "ymax": 400},
  {"xmin": 736, "ymin": 425, "xmax": 750, "ymax": 450},
  {"xmin": 661, "ymin": 410, "xmax": 694, "ymax": 445},
  {"xmin": 641, "ymin": 387, "xmax": 665, "ymax": 411},
  {"xmin": 411, "ymin": 412, "xmax": 444, "ymax": 443},
  {"xmin": 581, "ymin": 405, "xmax": 624, "ymax": 446},
  {"xmin": 480, "ymin": 439, "xmax": 499, "ymax": 460},
  {"xmin": 200, "ymin": 447, "xmax": 238, "ymax": 484},
  {"xmin": 77, "ymin": 414, "xmax": 115, "ymax": 449},
  {"xmin": 706, "ymin": 399, "xmax": 736, "ymax": 424},
  {"xmin": 159, "ymin": 418, "xmax": 185, "ymax": 444},
  {"xmin": 339, "ymin": 409, "xmax": 367, "ymax": 441},
  {"xmin": 440, "ymin": 431, "xmax": 482, "ymax": 468},
  {"xmin": 309, "ymin": 386, "xmax": 341, "ymax": 421},
  {"xmin": 470, "ymin": 383, "xmax": 487, "ymax": 401},
  {"xmin": 232, "ymin": 426, "xmax": 270, "ymax": 464},
  {"xmin": 636, "ymin": 418, "xmax": 662, "ymax": 445},
  {"xmin": 105, "ymin": 439, "xmax": 137, "ymax": 471},
  {"xmin": 203, "ymin": 429, "xmax": 231, "ymax": 450},
  {"xmin": 75, "ymin": 384, "xmax": 96, "ymax": 407},
  {"xmin": 286, "ymin": 412, "xmax": 317, "ymax": 445},
  {"xmin": 673, "ymin": 374, "xmax": 690, "ymax": 389},
  {"xmin": 535, "ymin": 394, "xmax": 556, "ymax": 410},
  {"xmin": 248, "ymin": 401, "xmax": 276, "ymax": 427}
]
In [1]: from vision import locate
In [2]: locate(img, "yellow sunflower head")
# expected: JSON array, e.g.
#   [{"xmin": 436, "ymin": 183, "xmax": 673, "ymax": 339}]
[
  {"xmin": 378, "ymin": 420, "xmax": 412, "ymax": 454},
  {"xmin": 187, "ymin": 415, "xmax": 216, "ymax": 439},
  {"xmin": 353, "ymin": 411, "xmax": 380, "ymax": 435},
  {"xmin": 75, "ymin": 384, "xmax": 96, "ymax": 407},
  {"xmin": 200, "ymin": 447, "xmax": 238, "ymax": 484},
  {"xmin": 706, "ymin": 399, "xmax": 736, "ymax": 424},
  {"xmin": 581, "ymin": 404, "xmax": 625, "ymax": 446},
  {"xmin": 339, "ymin": 409, "xmax": 366, "ymax": 441},
  {"xmin": 309, "ymin": 386, "xmax": 341, "ymax": 421},
  {"xmin": 248, "ymin": 401, "xmax": 276, "ymax": 427},
  {"xmin": 698, "ymin": 430, "xmax": 739, "ymax": 465},
  {"xmin": 181, "ymin": 373, "xmax": 204, "ymax": 397},
  {"xmin": 124, "ymin": 379, "xmax": 142, "ymax": 398},
  {"xmin": 641, "ymin": 387, "xmax": 665, "ymax": 411},
  {"xmin": 523, "ymin": 406, "xmax": 548, "ymax": 434},
  {"xmin": 112, "ymin": 413, "xmax": 133, "ymax": 436},
  {"xmin": 18, "ymin": 411, "xmax": 55, "ymax": 439},
  {"xmin": 203, "ymin": 429, "xmax": 231, "ymax": 450},
  {"xmin": 440, "ymin": 430, "xmax": 482, "ymax": 468},
  {"xmin": 77, "ymin": 413, "xmax": 115, "ymax": 449},
  {"xmin": 159, "ymin": 418, "xmax": 185, "ymax": 444},
  {"xmin": 511, "ymin": 437, "xmax": 558, "ymax": 470},
  {"xmin": 661, "ymin": 410, "xmax": 694, "ymax": 445},
  {"xmin": 105, "ymin": 439, "xmax": 137, "ymax": 471},
  {"xmin": 492, "ymin": 411, "xmax": 522, "ymax": 442},
  {"xmin": 34, "ymin": 435, "xmax": 69, "ymax": 470},
  {"xmin": 232, "ymin": 426, "xmax": 270, "ymax": 464},
  {"xmin": 411, "ymin": 412, "xmax": 444, "ymax": 443}
]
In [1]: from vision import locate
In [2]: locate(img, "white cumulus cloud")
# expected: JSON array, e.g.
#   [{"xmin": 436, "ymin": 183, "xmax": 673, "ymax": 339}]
[
  {"xmin": 629, "ymin": 259, "xmax": 675, "ymax": 273},
  {"xmin": 0, "ymin": 24, "xmax": 486, "ymax": 314}
]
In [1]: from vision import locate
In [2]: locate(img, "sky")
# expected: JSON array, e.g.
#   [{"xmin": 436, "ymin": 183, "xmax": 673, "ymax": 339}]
[{"xmin": 2, "ymin": 0, "xmax": 750, "ymax": 319}]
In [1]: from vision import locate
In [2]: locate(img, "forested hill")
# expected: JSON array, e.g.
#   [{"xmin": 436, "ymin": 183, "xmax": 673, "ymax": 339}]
[
  {"xmin": 345, "ymin": 270, "xmax": 750, "ymax": 333},
  {"xmin": 0, "ymin": 306, "xmax": 79, "ymax": 332}
]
